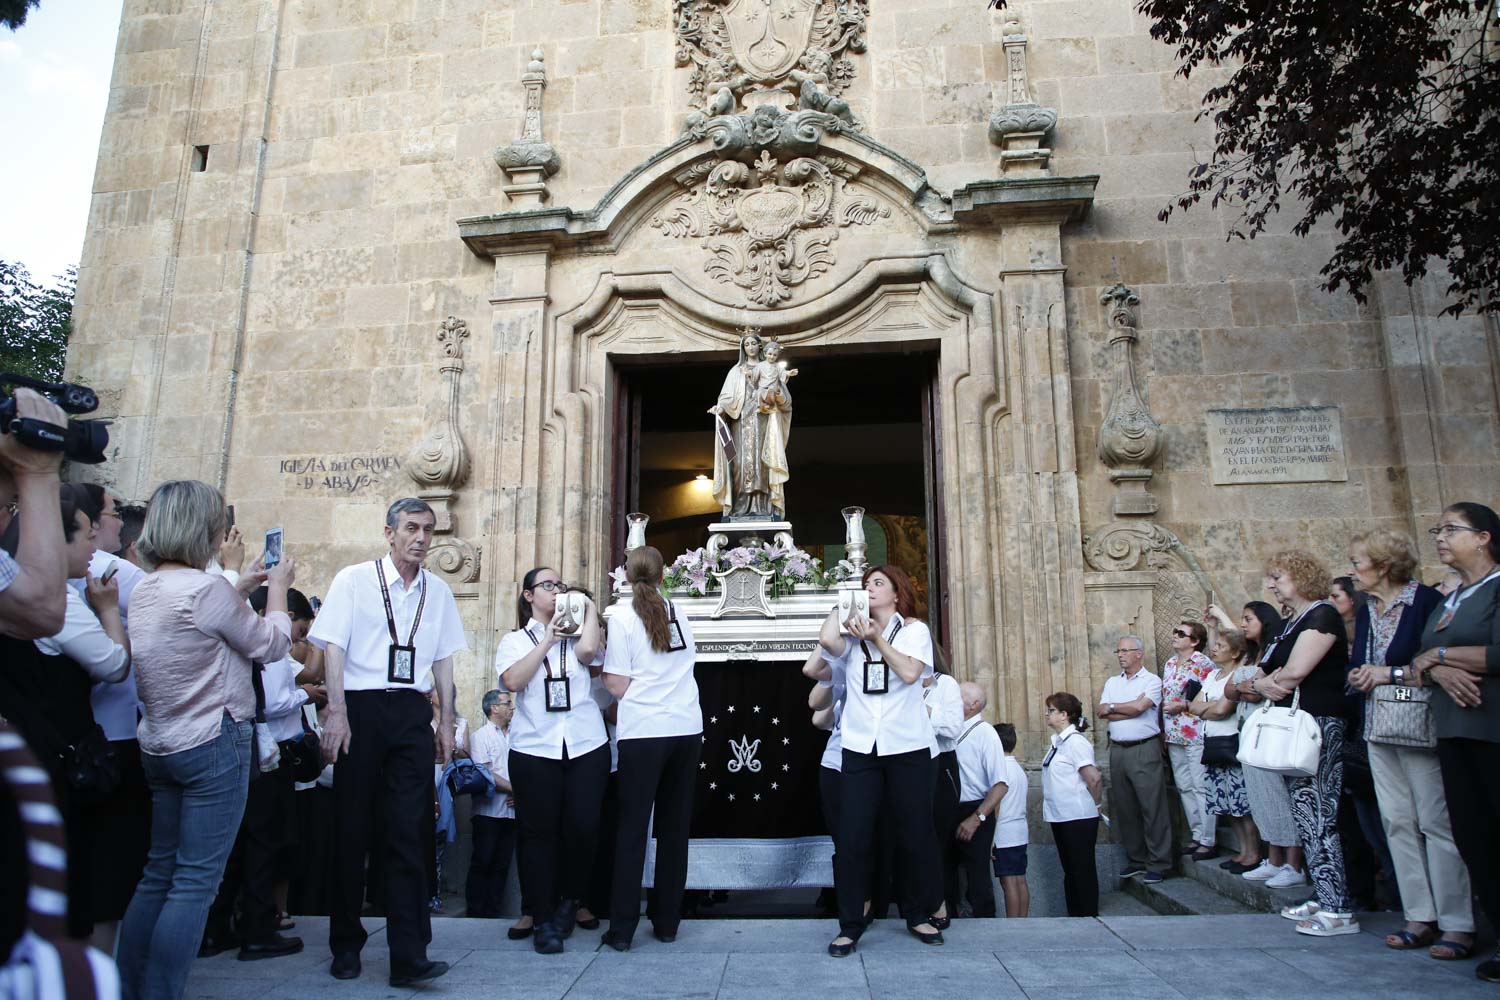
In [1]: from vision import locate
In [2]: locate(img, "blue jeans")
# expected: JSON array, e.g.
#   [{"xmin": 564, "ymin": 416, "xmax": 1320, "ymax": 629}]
[{"xmin": 118, "ymin": 714, "xmax": 251, "ymax": 1000}]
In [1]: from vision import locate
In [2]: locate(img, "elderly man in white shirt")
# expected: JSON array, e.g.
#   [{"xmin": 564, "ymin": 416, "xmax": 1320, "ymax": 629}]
[
  {"xmin": 1096, "ymin": 634, "xmax": 1174, "ymax": 883},
  {"xmin": 466, "ymin": 688, "xmax": 516, "ymax": 919},
  {"xmin": 308, "ymin": 498, "xmax": 468, "ymax": 987},
  {"xmin": 946, "ymin": 682, "xmax": 1009, "ymax": 918}
]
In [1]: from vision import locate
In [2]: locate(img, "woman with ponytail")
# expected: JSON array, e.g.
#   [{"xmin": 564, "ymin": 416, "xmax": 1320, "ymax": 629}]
[
  {"xmin": 493, "ymin": 566, "xmax": 608, "ymax": 954},
  {"xmin": 600, "ymin": 546, "xmax": 703, "ymax": 952}
]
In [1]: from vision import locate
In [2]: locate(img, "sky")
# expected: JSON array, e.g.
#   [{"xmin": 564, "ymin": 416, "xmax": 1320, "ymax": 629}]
[{"xmin": 0, "ymin": 0, "xmax": 124, "ymax": 288}]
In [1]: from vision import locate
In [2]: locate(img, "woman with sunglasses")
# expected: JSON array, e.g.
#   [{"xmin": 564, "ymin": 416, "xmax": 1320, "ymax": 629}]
[
  {"xmin": 1041, "ymin": 692, "xmax": 1103, "ymax": 917},
  {"xmin": 1162, "ymin": 620, "xmax": 1215, "ymax": 861},
  {"xmin": 495, "ymin": 567, "xmax": 608, "ymax": 953},
  {"xmin": 1410, "ymin": 503, "xmax": 1500, "ymax": 982}
]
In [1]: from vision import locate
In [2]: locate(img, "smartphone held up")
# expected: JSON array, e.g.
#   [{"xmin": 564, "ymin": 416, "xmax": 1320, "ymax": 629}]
[{"xmin": 264, "ymin": 527, "xmax": 284, "ymax": 569}]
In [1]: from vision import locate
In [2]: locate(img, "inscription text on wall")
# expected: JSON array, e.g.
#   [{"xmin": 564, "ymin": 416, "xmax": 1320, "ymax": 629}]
[{"xmin": 1205, "ymin": 407, "xmax": 1348, "ymax": 485}]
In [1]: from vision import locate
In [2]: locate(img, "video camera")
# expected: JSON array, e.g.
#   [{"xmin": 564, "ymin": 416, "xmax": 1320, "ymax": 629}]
[{"xmin": 0, "ymin": 373, "xmax": 111, "ymax": 464}]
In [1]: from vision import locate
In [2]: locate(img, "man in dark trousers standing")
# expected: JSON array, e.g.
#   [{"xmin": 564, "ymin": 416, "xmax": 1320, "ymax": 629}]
[{"xmin": 310, "ymin": 498, "xmax": 467, "ymax": 986}]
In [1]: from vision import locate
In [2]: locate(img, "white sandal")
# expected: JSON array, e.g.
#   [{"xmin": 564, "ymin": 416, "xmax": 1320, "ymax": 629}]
[
  {"xmin": 1296, "ymin": 911, "xmax": 1360, "ymax": 937},
  {"xmin": 1281, "ymin": 900, "xmax": 1322, "ymax": 921}
]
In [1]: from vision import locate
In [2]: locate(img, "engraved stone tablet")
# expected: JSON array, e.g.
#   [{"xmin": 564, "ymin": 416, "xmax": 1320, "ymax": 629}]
[{"xmin": 1206, "ymin": 406, "xmax": 1348, "ymax": 485}]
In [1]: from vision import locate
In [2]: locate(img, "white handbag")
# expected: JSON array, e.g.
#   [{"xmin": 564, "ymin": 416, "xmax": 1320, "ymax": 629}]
[{"xmin": 1236, "ymin": 687, "xmax": 1323, "ymax": 777}]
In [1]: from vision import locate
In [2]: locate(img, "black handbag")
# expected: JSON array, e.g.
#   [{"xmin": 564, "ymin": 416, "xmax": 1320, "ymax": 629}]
[
  {"xmin": 279, "ymin": 710, "xmax": 323, "ymax": 783},
  {"xmin": 1201, "ymin": 733, "xmax": 1240, "ymax": 767},
  {"xmin": 63, "ymin": 723, "xmax": 121, "ymax": 800}
]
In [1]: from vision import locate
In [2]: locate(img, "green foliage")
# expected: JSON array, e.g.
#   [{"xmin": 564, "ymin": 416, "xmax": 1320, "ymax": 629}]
[
  {"xmin": 0, "ymin": 0, "xmax": 41, "ymax": 30},
  {"xmin": 1137, "ymin": 0, "xmax": 1500, "ymax": 315},
  {"xmin": 0, "ymin": 261, "xmax": 74, "ymax": 382}
]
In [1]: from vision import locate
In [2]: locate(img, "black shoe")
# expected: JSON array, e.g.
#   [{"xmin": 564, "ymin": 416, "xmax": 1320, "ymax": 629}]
[
  {"xmin": 237, "ymin": 934, "xmax": 304, "ymax": 961},
  {"xmin": 552, "ymin": 899, "xmax": 579, "ymax": 939},
  {"xmin": 1477, "ymin": 951, "xmax": 1500, "ymax": 983},
  {"xmin": 389, "ymin": 959, "xmax": 449, "ymax": 987},
  {"xmin": 533, "ymin": 922, "xmax": 565, "ymax": 955},
  {"xmin": 930, "ymin": 915, "xmax": 951, "ymax": 930},
  {"xmin": 908, "ymin": 924, "xmax": 944, "ymax": 946},
  {"xmin": 1190, "ymin": 847, "xmax": 1218, "ymax": 863},
  {"xmin": 1219, "ymin": 858, "xmax": 1239, "ymax": 870},
  {"xmin": 601, "ymin": 930, "xmax": 632, "ymax": 952},
  {"xmin": 827, "ymin": 935, "xmax": 858, "ymax": 958},
  {"xmin": 198, "ymin": 932, "xmax": 238, "ymax": 959},
  {"xmin": 330, "ymin": 952, "xmax": 361, "ymax": 980},
  {"xmin": 507, "ymin": 922, "xmax": 534, "ymax": 940},
  {"xmin": 653, "ymin": 930, "xmax": 677, "ymax": 944},
  {"xmin": 1119, "ymin": 866, "xmax": 1147, "ymax": 880},
  {"xmin": 1142, "ymin": 870, "xmax": 1167, "ymax": 885},
  {"xmin": 576, "ymin": 914, "xmax": 601, "ymax": 931}
]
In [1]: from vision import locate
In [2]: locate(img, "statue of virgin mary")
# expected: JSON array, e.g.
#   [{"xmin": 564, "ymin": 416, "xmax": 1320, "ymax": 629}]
[{"xmin": 708, "ymin": 331, "xmax": 792, "ymax": 519}]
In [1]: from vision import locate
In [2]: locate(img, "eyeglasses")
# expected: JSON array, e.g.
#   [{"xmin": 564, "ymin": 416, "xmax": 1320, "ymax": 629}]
[
  {"xmin": 1172, "ymin": 629, "xmax": 1192, "ymax": 639},
  {"xmin": 1115, "ymin": 647, "xmax": 1142, "ymax": 655},
  {"xmin": 99, "ymin": 510, "xmax": 122, "ymax": 522},
  {"xmin": 531, "ymin": 580, "xmax": 568, "ymax": 593},
  {"xmin": 1429, "ymin": 525, "xmax": 1479, "ymax": 538}
]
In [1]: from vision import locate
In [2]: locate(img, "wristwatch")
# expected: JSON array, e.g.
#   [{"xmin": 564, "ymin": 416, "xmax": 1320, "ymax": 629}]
[
  {"xmin": 975, "ymin": 812, "xmax": 987, "ymax": 823},
  {"xmin": 1106, "ymin": 703, "xmax": 1115, "ymax": 715},
  {"xmin": 1392, "ymin": 666, "xmax": 1406, "ymax": 685},
  {"xmin": 1438, "ymin": 647, "xmax": 1448, "ymax": 665}
]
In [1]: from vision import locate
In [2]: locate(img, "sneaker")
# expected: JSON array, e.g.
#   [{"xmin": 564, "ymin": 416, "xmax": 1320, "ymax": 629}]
[
  {"xmin": 1119, "ymin": 865, "xmax": 1147, "ymax": 879},
  {"xmin": 1266, "ymin": 866, "xmax": 1310, "ymax": 889},
  {"xmin": 1142, "ymin": 871, "xmax": 1167, "ymax": 885},
  {"xmin": 1242, "ymin": 860, "xmax": 1279, "ymax": 882}
]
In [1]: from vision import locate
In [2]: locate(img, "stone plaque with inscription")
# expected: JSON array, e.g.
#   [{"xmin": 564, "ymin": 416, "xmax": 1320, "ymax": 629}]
[{"xmin": 1206, "ymin": 406, "xmax": 1348, "ymax": 485}]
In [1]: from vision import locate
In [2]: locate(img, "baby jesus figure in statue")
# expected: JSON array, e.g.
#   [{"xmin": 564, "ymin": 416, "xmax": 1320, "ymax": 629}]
[{"xmin": 756, "ymin": 339, "xmax": 797, "ymax": 414}]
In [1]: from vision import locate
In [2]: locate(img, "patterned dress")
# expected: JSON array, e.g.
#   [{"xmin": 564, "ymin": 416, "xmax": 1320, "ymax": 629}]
[{"xmin": 1201, "ymin": 668, "xmax": 1250, "ymax": 818}]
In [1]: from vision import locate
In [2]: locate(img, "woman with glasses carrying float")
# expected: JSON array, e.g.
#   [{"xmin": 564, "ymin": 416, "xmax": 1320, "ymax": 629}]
[{"xmin": 495, "ymin": 566, "xmax": 609, "ymax": 953}]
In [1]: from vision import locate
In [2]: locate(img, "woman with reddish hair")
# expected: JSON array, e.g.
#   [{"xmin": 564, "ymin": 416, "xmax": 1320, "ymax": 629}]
[{"xmin": 818, "ymin": 564, "xmax": 943, "ymax": 957}]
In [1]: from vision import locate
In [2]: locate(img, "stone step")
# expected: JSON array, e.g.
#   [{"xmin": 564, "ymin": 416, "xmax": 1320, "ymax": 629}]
[
  {"xmin": 1120, "ymin": 868, "xmax": 1259, "ymax": 916},
  {"xmin": 1176, "ymin": 855, "xmax": 1312, "ymax": 913}
]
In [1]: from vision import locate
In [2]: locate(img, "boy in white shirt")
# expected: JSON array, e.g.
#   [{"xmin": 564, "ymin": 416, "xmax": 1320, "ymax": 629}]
[{"xmin": 991, "ymin": 723, "xmax": 1031, "ymax": 918}]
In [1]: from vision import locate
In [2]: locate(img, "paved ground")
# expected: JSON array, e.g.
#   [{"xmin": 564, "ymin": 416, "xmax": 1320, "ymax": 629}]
[{"xmin": 184, "ymin": 912, "xmax": 1495, "ymax": 1000}]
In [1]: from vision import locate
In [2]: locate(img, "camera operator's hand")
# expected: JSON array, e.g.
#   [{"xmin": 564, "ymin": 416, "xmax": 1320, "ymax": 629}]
[
  {"xmin": 267, "ymin": 553, "xmax": 296, "ymax": 591},
  {"xmin": 219, "ymin": 526, "xmax": 246, "ymax": 574},
  {"xmin": 236, "ymin": 552, "xmax": 269, "ymax": 599},
  {"xmin": 85, "ymin": 570, "xmax": 121, "ymax": 617},
  {"xmin": 0, "ymin": 388, "xmax": 68, "ymax": 477}
]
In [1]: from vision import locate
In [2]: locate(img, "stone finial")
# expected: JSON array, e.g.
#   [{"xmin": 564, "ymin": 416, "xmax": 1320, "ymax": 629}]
[
  {"xmin": 1096, "ymin": 284, "xmax": 1164, "ymax": 516},
  {"xmin": 987, "ymin": 14, "xmax": 1058, "ymax": 176},
  {"xmin": 494, "ymin": 47, "xmax": 560, "ymax": 207},
  {"xmin": 405, "ymin": 316, "xmax": 480, "ymax": 583}
]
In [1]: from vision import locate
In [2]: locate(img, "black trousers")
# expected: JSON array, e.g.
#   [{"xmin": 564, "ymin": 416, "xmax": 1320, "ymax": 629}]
[
  {"xmin": 1051, "ymin": 817, "xmax": 1100, "ymax": 917},
  {"xmin": 509, "ymin": 743, "xmax": 610, "ymax": 920},
  {"xmin": 1437, "ymin": 737, "xmax": 1500, "ymax": 930},
  {"xmin": 610, "ymin": 734, "xmax": 701, "ymax": 940},
  {"xmin": 465, "ymin": 816, "xmax": 515, "ymax": 918},
  {"xmin": 586, "ymin": 771, "xmax": 620, "ymax": 915},
  {"xmin": 836, "ymin": 746, "xmax": 940, "ymax": 936},
  {"xmin": 330, "ymin": 689, "xmax": 433, "ymax": 964},
  {"xmin": 949, "ymin": 798, "xmax": 999, "ymax": 917},
  {"xmin": 932, "ymin": 751, "xmax": 960, "ymax": 913},
  {"xmin": 208, "ymin": 759, "xmax": 295, "ymax": 943}
]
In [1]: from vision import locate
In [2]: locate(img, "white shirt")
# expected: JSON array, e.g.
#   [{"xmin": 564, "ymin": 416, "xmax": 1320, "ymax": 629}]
[
  {"xmin": 818, "ymin": 650, "xmax": 848, "ymax": 772},
  {"xmin": 955, "ymin": 715, "xmax": 1006, "ymax": 803},
  {"xmin": 308, "ymin": 554, "xmax": 467, "ymax": 692},
  {"xmin": 1200, "ymin": 669, "xmax": 1240, "ymax": 738},
  {"xmin": 261, "ymin": 654, "xmax": 310, "ymax": 742},
  {"xmin": 589, "ymin": 676, "xmax": 619, "ymax": 772},
  {"xmin": 36, "ymin": 587, "xmax": 129, "ymax": 684},
  {"xmin": 925, "ymin": 673, "xmax": 964, "ymax": 754},
  {"xmin": 830, "ymin": 614, "xmax": 934, "ymax": 757},
  {"xmin": 1099, "ymin": 668, "xmax": 1163, "ymax": 742},
  {"xmin": 994, "ymin": 755, "xmax": 1030, "ymax": 848},
  {"xmin": 470, "ymin": 721, "xmax": 515, "ymax": 819},
  {"xmin": 495, "ymin": 620, "xmax": 608, "ymax": 760},
  {"xmin": 78, "ymin": 552, "xmax": 147, "ymax": 740},
  {"xmin": 602, "ymin": 598, "xmax": 702, "ymax": 741},
  {"xmin": 1041, "ymin": 725, "xmax": 1099, "ymax": 823}
]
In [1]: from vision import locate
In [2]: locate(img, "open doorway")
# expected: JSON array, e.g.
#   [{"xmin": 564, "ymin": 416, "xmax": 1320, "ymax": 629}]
[{"xmin": 610, "ymin": 344, "xmax": 947, "ymax": 644}]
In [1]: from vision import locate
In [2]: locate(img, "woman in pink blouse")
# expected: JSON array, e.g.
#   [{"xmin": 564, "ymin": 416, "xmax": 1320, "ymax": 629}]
[
  {"xmin": 115, "ymin": 481, "xmax": 295, "ymax": 1000},
  {"xmin": 1162, "ymin": 620, "xmax": 1217, "ymax": 861}
]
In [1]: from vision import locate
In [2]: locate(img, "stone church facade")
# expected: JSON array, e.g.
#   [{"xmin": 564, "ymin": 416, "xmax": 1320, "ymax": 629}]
[{"xmin": 69, "ymin": 0, "xmax": 1499, "ymax": 748}]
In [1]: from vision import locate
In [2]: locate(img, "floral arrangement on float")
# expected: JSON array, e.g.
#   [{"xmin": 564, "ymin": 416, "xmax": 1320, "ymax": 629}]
[{"xmin": 611, "ymin": 542, "xmax": 858, "ymax": 598}]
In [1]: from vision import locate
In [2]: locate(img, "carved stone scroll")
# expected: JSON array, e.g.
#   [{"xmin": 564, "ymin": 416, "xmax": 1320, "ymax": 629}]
[
  {"xmin": 1096, "ymin": 283, "xmax": 1163, "ymax": 516},
  {"xmin": 988, "ymin": 15, "xmax": 1058, "ymax": 175},
  {"xmin": 406, "ymin": 316, "xmax": 481, "ymax": 584}
]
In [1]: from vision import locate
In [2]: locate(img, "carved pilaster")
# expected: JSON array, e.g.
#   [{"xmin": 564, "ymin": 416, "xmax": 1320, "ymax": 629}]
[
  {"xmin": 494, "ymin": 50, "xmax": 560, "ymax": 207},
  {"xmin": 988, "ymin": 15, "xmax": 1058, "ymax": 176},
  {"xmin": 407, "ymin": 316, "xmax": 481, "ymax": 584},
  {"xmin": 1096, "ymin": 283, "xmax": 1163, "ymax": 516}
]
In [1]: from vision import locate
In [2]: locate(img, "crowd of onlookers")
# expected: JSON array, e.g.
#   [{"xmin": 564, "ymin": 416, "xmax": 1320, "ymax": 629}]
[{"xmin": 1, "ymin": 377, "xmax": 1497, "ymax": 996}]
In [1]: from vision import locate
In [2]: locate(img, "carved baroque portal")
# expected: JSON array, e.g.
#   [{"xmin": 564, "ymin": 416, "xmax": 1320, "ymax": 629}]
[
  {"xmin": 652, "ymin": 126, "xmax": 889, "ymax": 306},
  {"xmin": 673, "ymin": 0, "xmax": 869, "ymax": 116}
]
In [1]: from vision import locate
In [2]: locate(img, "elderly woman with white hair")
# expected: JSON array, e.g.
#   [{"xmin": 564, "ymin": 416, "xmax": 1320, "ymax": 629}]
[{"xmin": 116, "ymin": 480, "xmax": 295, "ymax": 1000}]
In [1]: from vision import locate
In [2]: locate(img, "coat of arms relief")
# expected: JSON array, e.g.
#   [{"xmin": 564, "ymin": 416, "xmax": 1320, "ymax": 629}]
[{"xmin": 663, "ymin": 0, "xmax": 884, "ymax": 308}]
